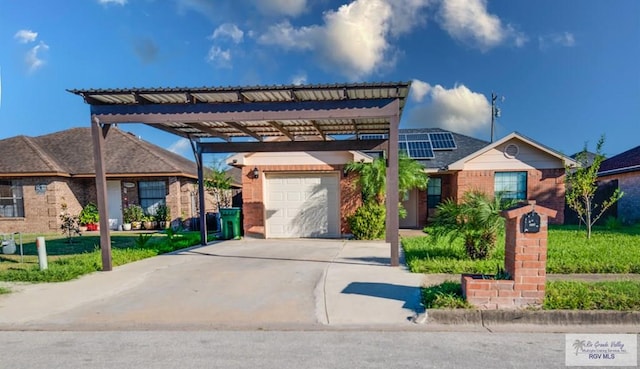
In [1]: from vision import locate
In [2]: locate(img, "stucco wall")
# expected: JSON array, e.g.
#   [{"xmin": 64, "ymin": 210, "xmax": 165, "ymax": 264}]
[{"xmin": 240, "ymin": 164, "xmax": 360, "ymax": 238}]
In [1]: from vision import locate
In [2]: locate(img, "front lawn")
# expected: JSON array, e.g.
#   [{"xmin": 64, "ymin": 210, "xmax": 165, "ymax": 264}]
[
  {"xmin": 422, "ymin": 280, "xmax": 640, "ymax": 311},
  {"xmin": 0, "ymin": 231, "xmax": 210, "ymax": 283},
  {"xmin": 403, "ymin": 225, "xmax": 640, "ymax": 274}
]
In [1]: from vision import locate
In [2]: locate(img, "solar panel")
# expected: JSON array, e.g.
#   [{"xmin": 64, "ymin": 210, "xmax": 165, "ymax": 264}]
[
  {"xmin": 359, "ymin": 134, "xmax": 387, "ymax": 140},
  {"xmin": 429, "ymin": 132, "xmax": 457, "ymax": 150},
  {"xmin": 398, "ymin": 141, "xmax": 408, "ymax": 155},
  {"xmin": 406, "ymin": 141, "xmax": 434, "ymax": 159},
  {"xmin": 405, "ymin": 133, "xmax": 431, "ymax": 141}
]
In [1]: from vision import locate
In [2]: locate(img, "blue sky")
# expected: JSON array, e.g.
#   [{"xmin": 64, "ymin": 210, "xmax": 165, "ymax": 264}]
[{"xmin": 1, "ymin": 0, "xmax": 638, "ymax": 160}]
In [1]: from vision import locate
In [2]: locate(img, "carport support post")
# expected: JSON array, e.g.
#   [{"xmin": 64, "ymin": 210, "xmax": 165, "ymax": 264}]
[
  {"xmin": 91, "ymin": 116, "xmax": 112, "ymax": 271},
  {"xmin": 196, "ymin": 145, "xmax": 207, "ymax": 245},
  {"xmin": 386, "ymin": 110, "xmax": 400, "ymax": 267}
]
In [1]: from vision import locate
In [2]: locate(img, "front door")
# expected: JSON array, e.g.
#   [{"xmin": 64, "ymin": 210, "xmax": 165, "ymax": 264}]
[
  {"xmin": 107, "ymin": 180, "xmax": 123, "ymax": 230},
  {"xmin": 400, "ymin": 188, "xmax": 418, "ymax": 228}
]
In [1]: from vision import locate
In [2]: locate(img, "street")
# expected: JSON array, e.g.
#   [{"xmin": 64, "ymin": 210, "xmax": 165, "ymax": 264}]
[{"xmin": 0, "ymin": 330, "xmax": 585, "ymax": 369}]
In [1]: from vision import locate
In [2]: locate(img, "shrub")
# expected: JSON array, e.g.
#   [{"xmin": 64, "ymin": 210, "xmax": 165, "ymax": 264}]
[
  {"xmin": 430, "ymin": 191, "xmax": 517, "ymax": 260},
  {"xmin": 78, "ymin": 202, "xmax": 100, "ymax": 225},
  {"xmin": 59, "ymin": 203, "xmax": 81, "ymax": 243},
  {"xmin": 155, "ymin": 204, "xmax": 170, "ymax": 223},
  {"xmin": 604, "ymin": 216, "xmax": 622, "ymax": 230},
  {"xmin": 123, "ymin": 204, "xmax": 144, "ymax": 223},
  {"xmin": 347, "ymin": 203, "xmax": 386, "ymax": 240}
]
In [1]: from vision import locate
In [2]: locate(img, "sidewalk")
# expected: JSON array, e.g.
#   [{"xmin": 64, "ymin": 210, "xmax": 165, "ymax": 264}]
[{"xmin": 319, "ymin": 240, "xmax": 425, "ymax": 326}]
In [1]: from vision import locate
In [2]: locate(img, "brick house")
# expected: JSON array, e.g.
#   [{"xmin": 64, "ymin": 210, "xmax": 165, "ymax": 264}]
[
  {"xmin": 0, "ymin": 127, "xmax": 214, "ymax": 234},
  {"xmin": 598, "ymin": 145, "xmax": 640, "ymax": 224},
  {"xmin": 228, "ymin": 128, "xmax": 577, "ymax": 238}
]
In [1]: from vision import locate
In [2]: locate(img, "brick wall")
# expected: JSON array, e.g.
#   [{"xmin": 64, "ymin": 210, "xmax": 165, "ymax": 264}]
[
  {"xmin": 462, "ymin": 202, "xmax": 555, "ymax": 309},
  {"xmin": 454, "ymin": 168, "xmax": 566, "ymax": 224},
  {"xmin": 240, "ymin": 164, "xmax": 360, "ymax": 238},
  {"xmin": 601, "ymin": 172, "xmax": 640, "ymax": 223},
  {"xmin": 0, "ymin": 176, "xmax": 206, "ymax": 234}
]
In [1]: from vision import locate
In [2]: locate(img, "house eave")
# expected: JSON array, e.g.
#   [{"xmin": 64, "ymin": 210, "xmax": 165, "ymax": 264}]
[
  {"xmin": 447, "ymin": 132, "xmax": 578, "ymax": 170},
  {"xmin": 598, "ymin": 165, "xmax": 640, "ymax": 177},
  {"xmin": 0, "ymin": 172, "xmax": 72, "ymax": 178}
]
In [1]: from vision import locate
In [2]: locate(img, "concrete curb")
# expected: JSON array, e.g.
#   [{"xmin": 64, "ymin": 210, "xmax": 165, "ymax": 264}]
[{"xmin": 424, "ymin": 309, "xmax": 640, "ymax": 326}]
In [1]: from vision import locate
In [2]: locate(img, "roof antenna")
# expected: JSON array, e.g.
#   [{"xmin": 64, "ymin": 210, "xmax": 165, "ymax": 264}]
[{"xmin": 490, "ymin": 92, "xmax": 504, "ymax": 143}]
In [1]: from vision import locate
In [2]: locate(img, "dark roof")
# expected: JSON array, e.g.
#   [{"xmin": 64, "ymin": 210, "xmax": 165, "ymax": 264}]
[
  {"xmin": 0, "ymin": 127, "xmax": 198, "ymax": 178},
  {"xmin": 598, "ymin": 145, "xmax": 640, "ymax": 176},
  {"xmin": 225, "ymin": 167, "xmax": 243, "ymax": 188},
  {"xmin": 570, "ymin": 151, "xmax": 598, "ymax": 167},
  {"xmin": 398, "ymin": 128, "xmax": 489, "ymax": 170}
]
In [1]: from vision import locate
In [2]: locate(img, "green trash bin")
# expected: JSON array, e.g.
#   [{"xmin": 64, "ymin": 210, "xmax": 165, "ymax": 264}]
[{"xmin": 219, "ymin": 207, "xmax": 242, "ymax": 240}]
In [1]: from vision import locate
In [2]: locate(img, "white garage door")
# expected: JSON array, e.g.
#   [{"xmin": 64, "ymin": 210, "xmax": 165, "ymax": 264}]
[{"xmin": 265, "ymin": 173, "xmax": 340, "ymax": 238}]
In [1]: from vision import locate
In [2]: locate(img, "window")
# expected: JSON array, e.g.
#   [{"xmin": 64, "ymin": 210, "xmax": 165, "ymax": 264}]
[
  {"xmin": 427, "ymin": 177, "xmax": 442, "ymax": 209},
  {"xmin": 494, "ymin": 172, "xmax": 527, "ymax": 200},
  {"xmin": 138, "ymin": 181, "xmax": 166, "ymax": 215},
  {"xmin": 0, "ymin": 180, "xmax": 25, "ymax": 218}
]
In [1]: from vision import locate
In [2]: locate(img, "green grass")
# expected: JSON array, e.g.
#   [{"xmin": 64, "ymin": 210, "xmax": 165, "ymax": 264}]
[
  {"xmin": 421, "ymin": 280, "xmax": 640, "ymax": 311},
  {"xmin": 0, "ymin": 231, "xmax": 212, "ymax": 283},
  {"xmin": 403, "ymin": 224, "xmax": 640, "ymax": 274},
  {"xmin": 544, "ymin": 280, "xmax": 640, "ymax": 311},
  {"xmin": 422, "ymin": 281, "xmax": 472, "ymax": 309},
  {"xmin": 0, "ymin": 286, "xmax": 10, "ymax": 294}
]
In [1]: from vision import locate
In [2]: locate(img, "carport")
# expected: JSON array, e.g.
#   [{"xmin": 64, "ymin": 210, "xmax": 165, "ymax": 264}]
[{"xmin": 68, "ymin": 82, "xmax": 411, "ymax": 271}]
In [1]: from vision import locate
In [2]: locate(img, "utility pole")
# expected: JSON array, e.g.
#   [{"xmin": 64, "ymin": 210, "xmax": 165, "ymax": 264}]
[{"xmin": 491, "ymin": 92, "xmax": 502, "ymax": 143}]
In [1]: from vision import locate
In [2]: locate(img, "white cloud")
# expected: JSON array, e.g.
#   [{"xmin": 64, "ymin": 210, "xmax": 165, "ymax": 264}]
[
  {"xmin": 175, "ymin": 0, "xmax": 217, "ymax": 21},
  {"xmin": 258, "ymin": 0, "xmax": 430, "ymax": 80},
  {"xmin": 25, "ymin": 41, "xmax": 49, "ymax": 72},
  {"xmin": 539, "ymin": 32, "xmax": 575, "ymax": 50},
  {"xmin": 252, "ymin": 0, "xmax": 308, "ymax": 17},
  {"xmin": 207, "ymin": 46, "xmax": 232, "ymax": 67},
  {"xmin": 167, "ymin": 138, "xmax": 192, "ymax": 157},
  {"xmin": 437, "ymin": 0, "xmax": 524, "ymax": 50},
  {"xmin": 14, "ymin": 30, "xmax": 38, "ymax": 43},
  {"xmin": 212, "ymin": 23, "xmax": 244, "ymax": 44},
  {"xmin": 410, "ymin": 79, "xmax": 431, "ymax": 102},
  {"xmin": 98, "ymin": 0, "xmax": 127, "ymax": 5},
  {"xmin": 291, "ymin": 73, "xmax": 307, "ymax": 85},
  {"xmin": 405, "ymin": 80, "xmax": 491, "ymax": 136},
  {"xmin": 258, "ymin": 21, "xmax": 317, "ymax": 50}
]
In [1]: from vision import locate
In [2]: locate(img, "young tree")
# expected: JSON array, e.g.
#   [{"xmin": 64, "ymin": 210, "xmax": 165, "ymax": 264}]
[
  {"xmin": 204, "ymin": 160, "xmax": 232, "ymax": 212},
  {"xmin": 565, "ymin": 135, "xmax": 623, "ymax": 239}
]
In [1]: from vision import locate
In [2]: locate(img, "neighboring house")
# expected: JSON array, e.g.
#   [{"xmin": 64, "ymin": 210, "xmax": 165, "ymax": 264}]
[
  {"xmin": 0, "ymin": 127, "xmax": 214, "ymax": 234},
  {"xmin": 228, "ymin": 128, "xmax": 577, "ymax": 238},
  {"xmin": 598, "ymin": 145, "xmax": 640, "ymax": 224}
]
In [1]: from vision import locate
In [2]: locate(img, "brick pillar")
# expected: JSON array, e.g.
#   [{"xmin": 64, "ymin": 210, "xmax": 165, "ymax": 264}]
[
  {"xmin": 501, "ymin": 201, "xmax": 557, "ymax": 306},
  {"xmin": 462, "ymin": 200, "xmax": 556, "ymax": 309}
]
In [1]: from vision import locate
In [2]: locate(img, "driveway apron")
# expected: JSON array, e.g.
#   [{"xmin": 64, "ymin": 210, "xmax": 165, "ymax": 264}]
[{"xmin": 0, "ymin": 239, "xmax": 424, "ymax": 329}]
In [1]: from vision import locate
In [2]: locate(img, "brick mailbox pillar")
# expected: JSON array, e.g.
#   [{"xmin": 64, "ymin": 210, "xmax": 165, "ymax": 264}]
[{"xmin": 462, "ymin": 201, "xmax": 556, "ymax": 309}]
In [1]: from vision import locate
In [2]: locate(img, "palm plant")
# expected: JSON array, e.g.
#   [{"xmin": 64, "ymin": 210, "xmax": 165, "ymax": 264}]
[
  {"xmin": 430, "ymin": 191, "xmax": 519, "ymax": 260},
  {"xmin": 345, "ymin": 152, "xmax": 428, "ymax": 207}
]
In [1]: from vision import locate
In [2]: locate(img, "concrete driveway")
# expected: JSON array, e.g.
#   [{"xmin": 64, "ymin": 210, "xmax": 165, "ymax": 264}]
[{"xmin": 0, "ymin": 239, "xmax": 425, "ymax": 330}]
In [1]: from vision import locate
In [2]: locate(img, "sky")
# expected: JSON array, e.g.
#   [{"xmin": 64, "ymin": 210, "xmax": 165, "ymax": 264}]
[{"xmin": 0, "ymin": 0, "xmax": 638, "ymax": 161}]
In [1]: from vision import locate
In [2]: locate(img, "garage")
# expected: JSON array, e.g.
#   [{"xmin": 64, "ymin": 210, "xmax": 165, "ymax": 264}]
[{"xmin": 265, "ymin": 173, "xmax": 340, "ymax": 238}]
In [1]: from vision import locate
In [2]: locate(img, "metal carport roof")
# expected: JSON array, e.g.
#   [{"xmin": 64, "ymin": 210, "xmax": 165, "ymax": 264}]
[{"xmin": 69, "ymin": 81, "xmax": 411, "ymax": 270}]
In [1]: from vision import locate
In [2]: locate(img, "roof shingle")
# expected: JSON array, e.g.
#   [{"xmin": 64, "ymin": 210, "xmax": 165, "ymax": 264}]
[
  {"xmin": 0, "ymin": 127, "xmax": 198, "ymax": 178},
  {"xmin": 599, "ymin": 145, "xmax": 640, "ymax": 175}
]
